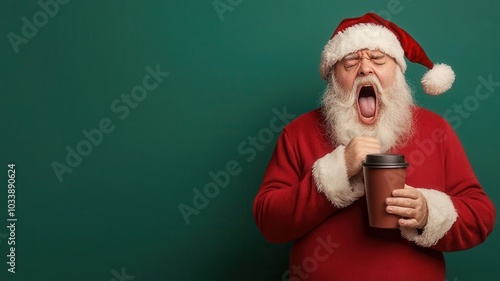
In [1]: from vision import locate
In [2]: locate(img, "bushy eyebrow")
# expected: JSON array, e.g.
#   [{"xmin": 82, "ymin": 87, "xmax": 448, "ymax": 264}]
[
  {"xmin": 370, "ymin": 51, "xmax": 385, "ymax": 57},
  {"xmin": 343, "ymin": 53, "xmax": 360, "ymax": 60}
]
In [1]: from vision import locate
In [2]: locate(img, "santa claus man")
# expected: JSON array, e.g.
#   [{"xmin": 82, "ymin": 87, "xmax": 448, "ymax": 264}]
[{"xmin": 253, "ymin": 13, "xmax": 495, "ymax": 280}]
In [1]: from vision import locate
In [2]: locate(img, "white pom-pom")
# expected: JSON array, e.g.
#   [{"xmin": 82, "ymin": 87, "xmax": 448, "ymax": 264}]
[{"xmin": 421, "ymin": 63, "xmax": 455, "ymax": 95}]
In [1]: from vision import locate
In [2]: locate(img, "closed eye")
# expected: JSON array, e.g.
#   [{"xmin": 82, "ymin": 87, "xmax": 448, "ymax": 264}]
[
  {"xmin": 371, "ymin": 54, "xmax": 386, "ymax": 65},
  {"xmin": 344, "ymin": 58, "xmax": 361, "ymax": 68}
]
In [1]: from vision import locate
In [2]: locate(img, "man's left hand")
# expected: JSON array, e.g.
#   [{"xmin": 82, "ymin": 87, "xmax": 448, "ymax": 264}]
[{"xmin": 385, "ymin": 185, "xmax": 428, "ymax": 229}]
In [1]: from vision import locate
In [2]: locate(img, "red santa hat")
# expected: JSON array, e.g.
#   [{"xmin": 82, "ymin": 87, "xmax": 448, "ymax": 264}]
[{"xmin": 320, "ymin": 12, "xmax": 455, "ymax": 95}]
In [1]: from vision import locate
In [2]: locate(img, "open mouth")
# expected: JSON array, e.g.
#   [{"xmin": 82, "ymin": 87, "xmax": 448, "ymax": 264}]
[{"xmin": 357, "ymin": 84, "xmax": 378, "ymax": 124}]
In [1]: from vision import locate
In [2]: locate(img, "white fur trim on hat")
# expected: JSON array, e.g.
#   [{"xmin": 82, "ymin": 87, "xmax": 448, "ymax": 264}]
[
  {"xmin": 312, "ymin": 145, "xmax": 364, "ymax": 208},
  {"xmin": 421, "ymin": 63, "xmax": 455, "ymax": 95},
  {"xmin": 320, "ymin": 23, "xmax": 406, "ymax": 80},
  {"xmin": 400, "ymin": 188, "xmax": 458, "ymax": 247}
]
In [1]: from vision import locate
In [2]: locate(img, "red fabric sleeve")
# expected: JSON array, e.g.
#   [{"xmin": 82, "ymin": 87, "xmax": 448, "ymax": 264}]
[
  {"xmin": 252, "ymin": 129, "xmax": 337, "ymax": 244},
  {"xmin": 432, "ymin": 120, "xmax": 496, "ymax": 251}
]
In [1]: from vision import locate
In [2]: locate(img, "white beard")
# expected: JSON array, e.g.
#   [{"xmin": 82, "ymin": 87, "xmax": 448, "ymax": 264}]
[{"xmin": 321, "ymin": 69, "xmax": 414, "ymax": 152}]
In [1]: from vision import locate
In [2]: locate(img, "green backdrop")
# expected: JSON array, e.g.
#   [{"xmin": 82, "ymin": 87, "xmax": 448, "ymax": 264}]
[{"xmin": 1, "ymin": 0, "xmax": 499, "ymax": 280}]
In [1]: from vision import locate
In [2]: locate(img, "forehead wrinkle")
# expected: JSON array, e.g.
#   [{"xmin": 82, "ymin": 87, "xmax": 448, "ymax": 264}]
[{"xmin": 342, "ymin": 49, "xmax": 385, "ymax": 60}]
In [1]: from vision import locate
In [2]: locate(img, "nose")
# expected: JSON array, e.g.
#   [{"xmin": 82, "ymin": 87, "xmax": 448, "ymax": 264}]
[{"xmin": 358, "ymin": 57, "xmax": 374, "ymax": 76}]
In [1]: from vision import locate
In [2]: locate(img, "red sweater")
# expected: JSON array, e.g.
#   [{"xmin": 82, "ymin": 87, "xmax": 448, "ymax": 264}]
[{"xmin": 253, "ymin": 107, "xmax": 495, "ymax": 281}]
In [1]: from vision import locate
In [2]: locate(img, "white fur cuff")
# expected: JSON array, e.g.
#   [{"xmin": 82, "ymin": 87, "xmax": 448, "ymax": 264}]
[
  {"xmin": 312, "ymin": 146, "xmax": 365, "ymax": 208},
  {"xmin": 401, "ymin": 188, "xmax": 458, "ymax": 247}
]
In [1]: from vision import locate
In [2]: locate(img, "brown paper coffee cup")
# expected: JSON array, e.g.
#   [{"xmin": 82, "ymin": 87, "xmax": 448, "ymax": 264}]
[{"xmin": 362, "ymin": 154, "xmax": 408, "ymax": 229}]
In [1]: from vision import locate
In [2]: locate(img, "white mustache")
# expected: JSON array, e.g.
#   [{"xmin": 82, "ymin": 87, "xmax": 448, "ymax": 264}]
[{"xmin": 352, "ymin": 75, "xmax": 383, "ymax": 94}]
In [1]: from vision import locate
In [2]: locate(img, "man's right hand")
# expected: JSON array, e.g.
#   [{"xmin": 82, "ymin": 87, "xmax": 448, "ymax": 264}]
[{"xmin": 344, "ymin": 137, "xmax": 381, "ymax": 178}]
